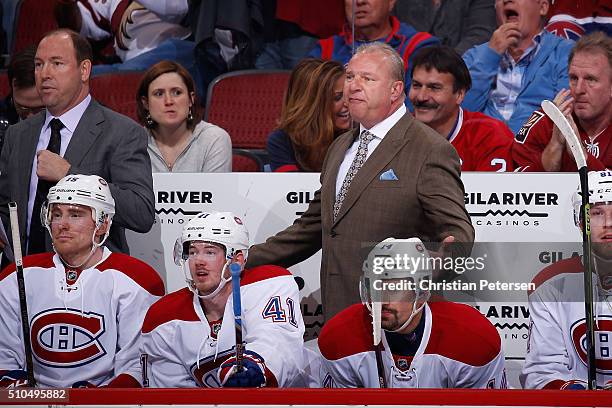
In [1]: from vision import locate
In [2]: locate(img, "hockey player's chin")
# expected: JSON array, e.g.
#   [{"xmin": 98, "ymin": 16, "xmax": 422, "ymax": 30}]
[{"xmin": 593, "ymin": 241, "xmax": 612, "ymax": 260}]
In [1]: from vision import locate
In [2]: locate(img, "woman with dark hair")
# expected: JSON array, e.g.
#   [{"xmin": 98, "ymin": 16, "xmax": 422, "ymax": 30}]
[
  {"xmin": 137, "ymin": 60, "xmax": 231, "ymax": 172},
  {"xmin": 267, "ymin": 58, "xmax": 350, "ymax": 172}
]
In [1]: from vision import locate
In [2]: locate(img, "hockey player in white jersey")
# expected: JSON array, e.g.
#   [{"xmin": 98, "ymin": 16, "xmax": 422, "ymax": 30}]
[
  {"xmin": 140, "ymin": 211, "xmax": 305, "ymax": 388},
  {"xmin": 521, "ymin": 170, "xmax": 612, "ymax": 390},
  {"xmin": 318, "ymin": 237, "xmax": 507, "ymax": 388},
  {"xmin": 0, "ymin": 174, "xmax": 165, "ymax": 388}
]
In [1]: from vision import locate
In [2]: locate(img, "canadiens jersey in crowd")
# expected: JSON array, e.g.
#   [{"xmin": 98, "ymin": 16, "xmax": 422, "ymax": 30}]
[
  {"xmin": 141, "ymin": 265, "xmax": 305, "ymax": 388},
  {"xmin": 512, "ymin": 110, "xmax": 611, "ymax": 171},
  {"xmin": 546, "ymin": 0, "xmax": 612, "ymax": 40},
  {"xmin": 318, "ymin": 303, "xmax": 507, "ymax": 388},
  {"xmin": 77, "ymin": 0, "xmax": 190, "ymax": 61},
  {"xmin": 0, "ymin": 249, "xmax": 165, "ymax": 388},
  {"xmin": 449, "ymin": 108, "xmax": 514, "ymax": 172},
  {"xmin": 521, "ymin": 257, "xmax": 612, "ymax": 389}
]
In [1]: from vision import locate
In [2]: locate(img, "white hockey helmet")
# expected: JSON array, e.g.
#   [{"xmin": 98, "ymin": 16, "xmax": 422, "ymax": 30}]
[
  {"xmin": 174, "ymin": 211, "xmax": 249, "ymax": 297},
  {"xmin": 360, "ymin": 238, "xmax": 432, "ymax": 343},
  {"xmin": 43, "ymin": 174, "xmax": 115, "ymax": 245},
  {"xmin": 573, "ymin": 171, "xmax": 612, "ymax": 225}
]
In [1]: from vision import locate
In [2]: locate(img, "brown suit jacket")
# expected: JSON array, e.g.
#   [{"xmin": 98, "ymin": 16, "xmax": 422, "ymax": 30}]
[{"xmin": 248, "ymin": 112, "xmax": 474, "ymax": 321}]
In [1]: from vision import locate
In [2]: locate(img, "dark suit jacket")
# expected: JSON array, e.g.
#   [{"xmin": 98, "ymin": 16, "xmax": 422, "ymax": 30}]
[
  {"xmin": 0, "ymin": 99, "xmax": 155, "ymax": 257},
  {"xmin": 247, "ymin": 112, "xmax": 474, "ymax": 321}
]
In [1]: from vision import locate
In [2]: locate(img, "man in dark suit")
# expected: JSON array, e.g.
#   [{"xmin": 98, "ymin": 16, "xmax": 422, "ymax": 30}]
[
  {"xmin": 0, "ymin": 29, "xmax": 154, "ymax": 259},
  {"xmin": 247, "ymin": 42, "xmax": 474, "ymax": 321}
]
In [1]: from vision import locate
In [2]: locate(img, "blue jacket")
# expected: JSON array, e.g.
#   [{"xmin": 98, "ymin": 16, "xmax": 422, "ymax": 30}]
[
  {"xmin": 462, "ymin": 30, "xmax": 574, "ymax": 133},
  {"xmin": 309, "ymin": 16, "xmax": 439, "ymax": 91}
]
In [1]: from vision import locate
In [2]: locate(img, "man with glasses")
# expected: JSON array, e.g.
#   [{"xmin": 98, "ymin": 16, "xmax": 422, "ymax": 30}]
[{"xmin": 0, "ymin": 46, "xmax": 44, "ymax": 151}]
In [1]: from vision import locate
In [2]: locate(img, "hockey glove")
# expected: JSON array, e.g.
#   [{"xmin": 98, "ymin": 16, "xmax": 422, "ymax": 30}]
[
  {"xmin": 72, "ymin": 380, "xmax": 97, "ymax": 388},
  {"xmin": 218, "ymin": 351, "xmax": 266, "ymax": 387},
  {"xmin": 0, "ymin": 370, "xmax": 28, "ymax": 388}
]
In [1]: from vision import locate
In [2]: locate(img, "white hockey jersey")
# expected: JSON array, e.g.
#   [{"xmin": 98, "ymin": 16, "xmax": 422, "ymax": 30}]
[
  {"xmin": 141, "ymin": 265, "xmax": 305, "ymax": 388},
  {"xmin": 521, "ymin": 257, "xmax": 612, "ymax": 389},
  {"xmin": 77, "ymin": 0, "xmax": 190, "ymax": 61},
  {"xmin": 0, "ymin": 249, "xmax": 165, "ymax": 388},
  {"xmin": 318, "ymin": 302, "xmax": 507, "ymax": 388}
]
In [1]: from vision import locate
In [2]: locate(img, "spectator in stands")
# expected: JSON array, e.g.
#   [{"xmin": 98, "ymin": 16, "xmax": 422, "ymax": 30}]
[
  {"xmin": 545, "ymin": 0, "xmax": 611, "ymax": 40},
  {"xmin": 512, "ymin": 32, "xmax": 611, "ymax": 171},
  {"xmin": 137, "ymin": 60, "xmax": 232, "ymax": 173},
  {"xmin": 0, "ymin": 46, "xmax": 44, "ymax": 152},
  {"xmin": 409, "ymin": 46, "xmax": 514, "ymax": 172},
  {"xmin": 0, "ymin": 29, "xmax": 155, "ymax": 259},
  {"xmin": 267, "ymin": 58, "xmax": 350, "ymax": 172},
  {"xmin": 1, "ymin": 46, "xmax": 43, "ymax": 123},
  {"xmin": 54, "ymin": 1, "xmax": 195, "ymax": 80},
  {"xmin": 393, "ymin": 0, "xmax": 497, "ymax": 55},
  {"xmin": 309, "ymin": 0, "xmax": 439, "ymax": 91},
  {"xmin": 462, "ymin": 0, "xmax": 574, "ymax": 134}
]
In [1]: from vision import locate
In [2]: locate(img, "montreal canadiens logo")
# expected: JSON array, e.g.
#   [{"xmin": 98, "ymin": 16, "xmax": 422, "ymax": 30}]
[
  {"xmin": 570, "ymin": 316, "xmax": 612, "ymax": 373},
  {"xmin": 30, "ymin": 308, "xmax": 107, "ymax": 368},
  {"xmin": 189, "ymin": 348, "xmax": 235, "ymax": 388}
]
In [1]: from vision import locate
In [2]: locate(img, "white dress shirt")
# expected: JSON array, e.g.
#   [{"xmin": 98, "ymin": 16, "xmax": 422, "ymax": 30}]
[
  {"xmin": 27, "ymin": 95, "xmax": 92, "ymax": 239},
  {"xmin": 335, "ymin": 104, "xmax": 407, "ymax": 196}
]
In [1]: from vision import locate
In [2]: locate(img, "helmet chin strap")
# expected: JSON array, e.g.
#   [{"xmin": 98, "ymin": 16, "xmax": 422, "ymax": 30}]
[
  {"xmin": 54, "ymin": 224, "xmax": 106, "ymax": 270},
  {"xmin": 388, "ymin": 299, "xmax": 426, "ymax": 333},
  {"xmin": 185, "ymin": 260, "xmax": 233, "ymax": 300}
]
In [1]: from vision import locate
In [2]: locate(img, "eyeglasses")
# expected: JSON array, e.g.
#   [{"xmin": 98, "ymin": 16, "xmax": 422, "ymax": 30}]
[{"xmin": 13, "ymin": 99, "xmax": 45, "ymax": 120}]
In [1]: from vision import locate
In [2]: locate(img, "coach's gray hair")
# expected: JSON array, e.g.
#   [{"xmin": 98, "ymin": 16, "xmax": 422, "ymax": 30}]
[{"xmin": 354, "ymin": 42, "xmax": 405, "ymax": 85}]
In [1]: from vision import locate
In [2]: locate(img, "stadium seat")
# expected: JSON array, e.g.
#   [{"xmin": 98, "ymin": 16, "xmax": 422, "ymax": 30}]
[
  {"xmin": 205, "ymin": 70, "xmax": 290, "ymax": 152},
  {"xmin": 232, "ymin": 149, "xmax": 264, "ymax": 172},
  {"xmin": 12, "ymin": 0, "xmax": 59, "ymax": 53},
  {"xmin": 90, "ymin": 71, "xmax": 144, "ymax": 122},
  {"xmin": 0, "ymin": 71, "xmax": 9, "ymax": 99}
]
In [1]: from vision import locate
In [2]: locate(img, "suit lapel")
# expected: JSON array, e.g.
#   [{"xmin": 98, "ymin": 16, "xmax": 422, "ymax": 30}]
[
  {"xmin": 18, "ymin": 114, "xmax": 46, "ymax": 234},
  {"xmin": 64, "ymin": 100, "xmax": 104, "ymax": 166},
  {"xmin": 332, "ymin": 113, "xmax": 414, "ymax": 226}
]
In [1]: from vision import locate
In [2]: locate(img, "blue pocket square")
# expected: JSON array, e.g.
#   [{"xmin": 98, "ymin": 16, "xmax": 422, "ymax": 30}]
[{"xmin": 379, "ymin": 169, "xmax": 398, "ymax": 181}]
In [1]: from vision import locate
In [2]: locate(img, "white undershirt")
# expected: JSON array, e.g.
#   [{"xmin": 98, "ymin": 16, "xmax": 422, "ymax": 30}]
[
  {"xmin": 27, "ymin": 95, "xmax": 92, "ymax": 243},
  {"xmin": 335, "ymin": 104, "xmax": 407, "ymax": 196}
]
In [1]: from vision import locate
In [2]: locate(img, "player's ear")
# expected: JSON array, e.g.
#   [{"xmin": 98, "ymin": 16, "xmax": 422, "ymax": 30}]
[
  {"xmin": 233, "ymin": 251, "xmax": 246, "ymax": 267},
  {"xmin": 95, "ymin": 218, "xmax": 110, "ymax": 240}
]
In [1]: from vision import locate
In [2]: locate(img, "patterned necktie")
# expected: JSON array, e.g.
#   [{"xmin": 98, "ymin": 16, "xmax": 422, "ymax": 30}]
[
  {"xmin": 28, "ymin": 118, "xmax": 64, "ymax": 254},
  {"xmin": 333, "ymin": 130, "xmax": 375, "ymax": 221}
]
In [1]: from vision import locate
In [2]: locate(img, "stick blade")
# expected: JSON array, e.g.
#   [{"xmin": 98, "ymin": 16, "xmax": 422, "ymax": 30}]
[{"xmin": 541, "ymin": 100, "xmax": 587, "ymax": 169}]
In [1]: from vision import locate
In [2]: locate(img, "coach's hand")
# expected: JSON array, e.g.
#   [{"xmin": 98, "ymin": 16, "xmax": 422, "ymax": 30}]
[{"xmin": 37, "ymin": 150, "xmax": 70, "ymax": 182}]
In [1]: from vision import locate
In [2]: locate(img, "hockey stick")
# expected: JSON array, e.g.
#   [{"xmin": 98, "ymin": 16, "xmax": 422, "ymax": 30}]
[
  {"xmin": 541, "ymin": 100, "xmax": 596, "ymax": 390},
  {"xmin": 230, "ymin": 262, "xmax": 245, "ymax": 372},
  {"xmin": 8, "ymin": 202, "xmax": 36, "ymax": 387},
  {"xmin": 371, "ymin": 301, "xmax": 387, "ymax": 388}
]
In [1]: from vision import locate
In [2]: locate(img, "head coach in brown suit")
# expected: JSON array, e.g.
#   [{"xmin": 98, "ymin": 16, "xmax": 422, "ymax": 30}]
[{"xmin": 247, "ymin": 43, "xmax": 474, "ymax": 321}]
